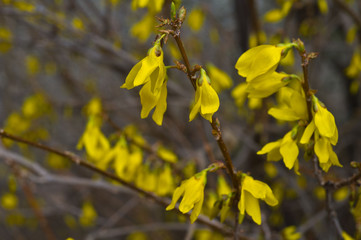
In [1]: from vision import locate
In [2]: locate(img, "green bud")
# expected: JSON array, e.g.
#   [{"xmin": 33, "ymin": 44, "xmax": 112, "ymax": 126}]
[
  {"xmin": 171, "ymin": 2, "xmax": 176, "ymax": 20},
  {"xmin": 293, "ymin": 38, "xmax": 305, "ymax": 53},
  {"xmin": 179, "ymin": 6, "xmax": 186, "ymax": 22},
  {"xmin": 350, "ymin": 161, "xmax": 360, "ymax": 168}
]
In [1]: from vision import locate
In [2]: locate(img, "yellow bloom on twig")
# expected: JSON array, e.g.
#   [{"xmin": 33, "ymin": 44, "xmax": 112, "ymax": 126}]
[
  {"xmin": 166, "ymin": 170, "xmax": 207, "ymax": 223},
  {"xmin": 235, "ymin": 45, "xmax": 286, "ymax": 81},
  {"xmin": 189, "ymin": 69, "xmax": 220, "ymax": 122},
  {"xmin": 121, "ymin": 43, "xmax": 166, "ymax": 94},
  {"xmin": 238, "ymin": 175, "xmax": 278, "ymax": 225}
]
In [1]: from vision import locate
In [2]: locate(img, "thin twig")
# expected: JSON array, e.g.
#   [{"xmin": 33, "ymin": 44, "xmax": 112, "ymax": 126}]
[{"xmin": 0, "ymin": 129, "xmax": 232, "ymax": 236}]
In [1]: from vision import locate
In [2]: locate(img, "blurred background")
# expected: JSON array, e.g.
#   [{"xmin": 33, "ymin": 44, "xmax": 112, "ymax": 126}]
[{"xmin": 0, "ymin": 0, "xmax": 361, "ymax": 239}]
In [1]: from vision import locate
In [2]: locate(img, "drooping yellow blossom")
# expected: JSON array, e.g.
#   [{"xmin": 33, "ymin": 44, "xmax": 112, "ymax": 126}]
[
  {"xmin": 189, "ymin": 68, "xmax": 220, "ymax": 122},
  {"xmin": 282, "ymin": 226, "xmax": 301, "ymax": 240},
  {"xmin": 131, "ymin": 0, "xmax": 164, "ymax": 13},
  {"xmin": 346, "ymin": 25, "xmax": 358, "ymax": 44},
  {"xmin": 345, "ymin": 51, "xmax": 361, "ymax": 78},
  {"xmin": 264, "ymin": 0, "xmax": 293, "ymax": 23},
  {"xmin": 313, "ymin": 97, "xmax": 337, "ymax": 139},
  {"xmin": 166, "ymin": 170, "xmax": 207, "ymax": 223},
  {"xmin": 258, "ymin": 130, "xmax": 300, "ymax": 171},
  {"xmin": 130, "ymin": 13, "xmax": 155, "ymax": 42},
  {"xmin": 238, "ymin": 175, "xmax": 278, "ymax": 225},
  {"xmin": 217, "ymin": 175, "xmax": 232, "ymax": 196},
  {"xmin": 76, "ymin": 117, "xmax": 110, "ymax": 162},
  {"xmin": 206, "ymin": 63, "xmax": 233, "ymax": 93},
  {"xmin": 268, "ymin": 86, "xmax": 308, "ymax": 121},
  {"xmin": 139, "ymin": 79, "xmax": 167, "ymax": 125},
  {"xmin": 314, "ymin": 133, "xmax": 342, "ymax": 172},
  {"xmin": 1, "ymin": 192, "xmax": 18, "ymax": 210},
  {"xmin": 84, "ymin": 97, "xmax": 102, "ymax": 117},
  {"xmin": 317, "ymin": 0, "xmax": 328, "ymax": 14},
  {"xmin": 26, "ymin": 55, "xmax": 41, "ymax": 76},
  {"xmin": 235, "ymin": 45, "xmax": 286, "ymax": 81},
  {"xmin": 122, "ymin": 43, "xmax": 166, "ymax": 94},
  {"xmin": 187, "ymin": 8, "xmax": 205, "ymax": 32},
  {"xmin": 246, "ymin": 72, "xmax": 292, "ymax": 98},
  {"xmin": 342, "ymin": 231, "xmax": 355, "ymax": 240},
  {"xmin": 249, "ymin": 31, "xmax": 267, "ymax": 48},
  {"xmin": 135, "ymin": 165, "xmax": 157, "ymax": 192},
  {"xmin": 0, "ymin": 27, "xmax": 12, "ymax": 53},
  {"xmin": 157, "ymin": 145, "xmax": 178, "ymax": 163},
  {"xmin": 156, "ymin": 164, "xmax": 175, "ymax": 196},
  {"xmin": 79, "ymin": 201, "xmax": 97, "ymax": 227}
]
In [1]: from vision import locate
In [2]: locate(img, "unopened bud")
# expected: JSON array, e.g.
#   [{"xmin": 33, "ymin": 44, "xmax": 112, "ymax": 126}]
[
  {"xmin": 350, "ymin": 161, "xmax": 360, "ymax": 168},
  {"xmin": 179, "ymin": 6, "xmax": 186, "ymax": 22},
  {"xmin": 171, "ymin": 2, "xmax": 176, "ymax": 20}
]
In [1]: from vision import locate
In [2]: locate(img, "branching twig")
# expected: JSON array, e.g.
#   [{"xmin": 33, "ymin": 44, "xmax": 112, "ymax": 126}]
[{"xmin": 0, "ymin": 129, "xmax": 233, "ymax": 236}]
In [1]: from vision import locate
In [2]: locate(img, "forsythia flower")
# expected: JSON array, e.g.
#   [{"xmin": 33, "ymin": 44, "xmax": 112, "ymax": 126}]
[
  {"xmin": 130, "ymin": 13, "xmax": 155, "ymax": 42},
  {"xmin": 235, "ymin": 45, "xmax": 286, "ymax": 81},
  {"xmin": 239, "ymin": 175, "xmax": 278, "ymax": 225},
  {"xmin": 268, "ymin": 86, "xmax": 308, "ymax": 121},
  {"xmin": 121, "ymin": 43, "xmax": 165, "ymax": 94},
  {"xmin": 122, "ymin": 42, "xmax": 168, "ymax": 125},
  {"xmin": 166, "ymin": 170, "xmax": 207, "ymax": 223},
  {"xmin": 139, "ymin": 79, "xmax": 168, "ymax": 125},
  {"xmin": 76, "ymin": 117, "xmax": 110, "ymax": 162},
  {"xmin": 299, "ymin": 96, "xmax": 341, "ymax": 171},
  {"xmin": 246, "ymin": 71, "xmax": 292, "ymax": 98},
  {"xmin": 257, "ymin": 130, "xmax": 300, "ymax": 171},
  {"xmin": 189, "ymin": 68, "xmax": 220, "ymax": 122}
]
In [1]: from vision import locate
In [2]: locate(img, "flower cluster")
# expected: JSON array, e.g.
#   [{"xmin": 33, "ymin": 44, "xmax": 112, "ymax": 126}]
[{"xmin": 234, "ymin": 44, "xmax": 341, "ymax": 172}]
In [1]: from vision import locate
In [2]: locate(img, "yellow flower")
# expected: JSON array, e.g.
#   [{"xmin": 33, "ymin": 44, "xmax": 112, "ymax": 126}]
[
  {"xmin": 238, "ymin": 175, "xmax": 278, "ymax": 225},
  {"xmin": 139, "ymin": 79, "xmax": 168, "ymax": 125},
  {"xmin": 235, "ymin": 45, "xmax": 285, "ymax": 81},
  {"xmin": 258, "ymin": 130, "xmax": 299, "ymax": 171},
  {"xmin": 76, "ymin": 117, "xmax": 110, "ymax": 162},
  {"xmin": 156, "ymin": 164, "xmax": 175, "ymax": 196},
  {"xmin": 130, "ymin": 13, "xmax": 155, "ymax": 42},
  {"xmin": 189, "ymin": 69, "xmax": 220, "ymax": 122},
  {"xmin": 313, "ymin": 97, "xmax": 337, "ymax": 140},
  {"xmin": 314, "ymin": 133, "xmax": 342, "ymax": 172},
  {"xmin": 282, "ymin": 226, "xmax": 301, "ymax": 240},
  {"xmin": 206, "ymin": 63, "xmax": 233, "ymax": 93},
  {"xmin": 166, "ymin": 170, "xmax": 207, "ymax": 223},
  {"xmin": 187, "ymin": 8, "xmax": 205, "ymax": 32},
  {"xmin": 121, "ymin": 44, "xmax": 166, "ymax": 94},
  {"xmin": 268, "ymin": 87, "xmax": 308, "ymax": 121},
  {"xmin": 246, "ymin": 72, "xmax": 292, "ymax": 98},
  {"xmin": 131, "ymin": 0, "xmax": 164, "ymax": 13}
]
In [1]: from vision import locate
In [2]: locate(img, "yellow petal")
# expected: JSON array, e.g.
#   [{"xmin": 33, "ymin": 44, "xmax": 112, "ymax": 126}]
[
  {"xmin": 139, "ymin": 81, "xmax": 160, "ymax": 119},
  {"xmin": 190, "ymin": 193, "xmax": 204, "ymax": 223},
  {"xmin": 257, "ymin": 140, "xmax": 282, "ymax": 155},
  {"xmin": 246, "ymin": 71, "xmax": 289, "ymax": 98},
  {"xmin": 166, "ymin": 183, "xmax": 185, "ymax": 211},
  {"xmin": 314, "ymin": 136, "xmax": 329, "ymax": 164},
  {"xmin": 314, "ymin": 102, "xmax": 336, "ymax": 138},
  {"xmin": 189, "ymin": 86, "xmax": 202, "ymax": 121},
  {"xmin": 268, "ymin": 107, "xmax": 301, "ymax": 121},
  {"xmin": 280, "ymin": 132, "xmax": 299, "ymax": 169},
  {"xmin": 235, "ymin": 45, "xmax": 284, "ymax": 81},
  {"xmin": 244, "ymin": 191, "xmax": 261, "ymax": 225},
  {"xmin": 200, "ymin": 82, "xmax": 220, "ymax": 115},
  {"xmin": 300, "ymin": 120, "xmax": 316, "ymax": 144}
]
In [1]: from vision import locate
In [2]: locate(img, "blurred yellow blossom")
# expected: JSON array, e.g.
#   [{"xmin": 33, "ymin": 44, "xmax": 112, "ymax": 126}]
[{"xmin": 166, "ymin": 170, "xmax": 207, "ymax": 223}]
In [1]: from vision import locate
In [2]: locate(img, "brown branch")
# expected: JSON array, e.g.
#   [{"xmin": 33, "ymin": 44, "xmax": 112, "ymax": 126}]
[{"xmin": 0, "ymin": 129, "xmax": 232, "ymax": 236}]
